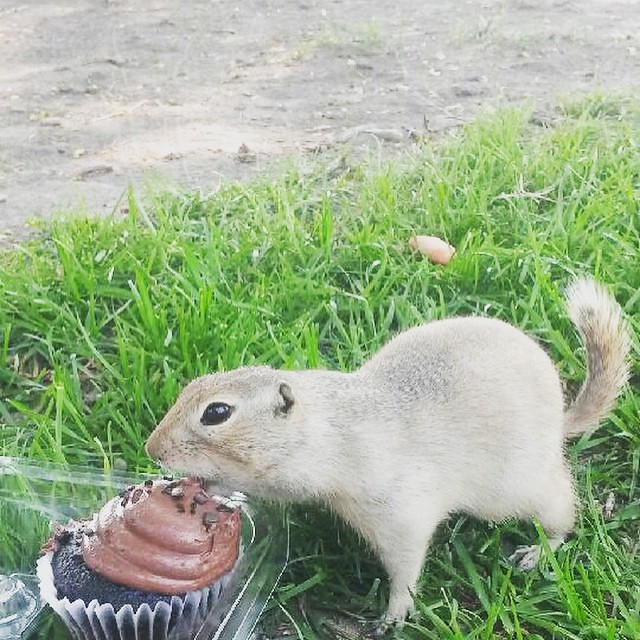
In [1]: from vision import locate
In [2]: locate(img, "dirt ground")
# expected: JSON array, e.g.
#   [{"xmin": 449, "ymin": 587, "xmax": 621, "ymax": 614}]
[{"xmin": 1, "ymin": 0, "xmax": 639, "ymax": 239}]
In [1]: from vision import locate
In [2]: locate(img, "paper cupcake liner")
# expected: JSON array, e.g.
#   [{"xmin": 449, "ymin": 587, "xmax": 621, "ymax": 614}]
[{"xmin": 37, "ymin": 554, "xmax": 235, "ymax": 640}]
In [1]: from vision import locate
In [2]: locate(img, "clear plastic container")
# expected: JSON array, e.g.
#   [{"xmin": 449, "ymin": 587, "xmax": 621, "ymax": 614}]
[{"xmin": 0, "ymin": 456, "xmax": 289, "ymax": 640}]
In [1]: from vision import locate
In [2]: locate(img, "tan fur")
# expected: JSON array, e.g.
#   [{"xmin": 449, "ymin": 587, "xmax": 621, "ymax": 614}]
[
  {"xmin": 563, "ymin": 279, "xmax": 631, "ymax": 436},
  {"xmin": 146, "ymin": 278, "xmax": 630, "ymax": 622}
]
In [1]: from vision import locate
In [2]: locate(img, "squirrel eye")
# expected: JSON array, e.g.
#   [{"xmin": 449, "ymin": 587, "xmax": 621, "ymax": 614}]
[{"xmin": 200, "ymin": 402, "xmax": 233, "ymax": 426}]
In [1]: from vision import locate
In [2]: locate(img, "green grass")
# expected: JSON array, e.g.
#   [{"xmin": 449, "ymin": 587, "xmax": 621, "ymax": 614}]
[{"xmin": 1, "ymin": 95, "xmax": 639, "ymax": 639}]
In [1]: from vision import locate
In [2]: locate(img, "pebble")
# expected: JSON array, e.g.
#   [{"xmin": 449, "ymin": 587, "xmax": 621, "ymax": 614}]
[{"xmin": 74, "ymin": 165, "xmax": 113, "ymax": 181}]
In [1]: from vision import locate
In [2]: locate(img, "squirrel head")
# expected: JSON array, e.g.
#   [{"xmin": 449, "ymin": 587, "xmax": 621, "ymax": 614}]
[{"xmin": 145, "ymin": 366, "xmax": 301, "ymax": 497}]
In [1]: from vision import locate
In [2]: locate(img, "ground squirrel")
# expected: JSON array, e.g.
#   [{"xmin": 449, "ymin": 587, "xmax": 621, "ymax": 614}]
[{"xmin": 146, "ymin": 278, "xmax": 631, "ymax": 622}]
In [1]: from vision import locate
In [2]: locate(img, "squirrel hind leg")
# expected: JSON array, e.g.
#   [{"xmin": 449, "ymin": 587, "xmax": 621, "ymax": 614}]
[{"xmin": 510, "ymin": 465, "xmax": 576, "ymax": 570}]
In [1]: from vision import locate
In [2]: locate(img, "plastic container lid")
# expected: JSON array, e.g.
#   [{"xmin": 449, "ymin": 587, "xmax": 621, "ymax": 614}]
[
  {"xmin": 0, "ymin": 574, "xmax": 41, "ymax": 639},
  {"xmin": 0, "ymin": 456, "xmax": 288, "ymax": 640}
]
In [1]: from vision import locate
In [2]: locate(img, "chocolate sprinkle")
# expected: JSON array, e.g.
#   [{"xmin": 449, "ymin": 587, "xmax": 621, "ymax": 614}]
[
  {"xmin": 216, "ymin": 503, "xmax": 233, "ymax": 513},
  {"xmin": 144, "ymin": 479, "xmax": 154, "ymax": 488},
  {"xmin": 203, "ymin": 511, "xmax": 219, "ymax": 527},
  {"xmin": 190, "ymin": 501, "xmax": 197, "ymax": 515},
  {"xmin": 131, "ymin": 488, "xmax": 144, "ymax": 503},
  {"xmin": 193, "ymin": 491, "xmax": 208, "ymax": 505},
  {"xmin": 162, "ymin": 480, "xmax": 181, "ymax": 496}
]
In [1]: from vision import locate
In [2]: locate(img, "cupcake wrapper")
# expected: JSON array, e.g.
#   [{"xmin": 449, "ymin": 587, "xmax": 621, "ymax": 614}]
[{"xmin": 37, "ymin": 554, "xmax": 234, "ymax": 640}]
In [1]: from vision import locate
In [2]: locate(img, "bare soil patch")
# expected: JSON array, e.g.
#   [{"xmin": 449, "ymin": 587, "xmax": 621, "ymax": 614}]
[{"xmin": 1, "ymin": 0, "xmax": 639, "ymax": 238}]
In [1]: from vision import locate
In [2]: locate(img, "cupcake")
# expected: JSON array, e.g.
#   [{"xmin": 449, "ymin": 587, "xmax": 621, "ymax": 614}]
[{"xmin": 37, "ymin": 477, "xmax": 241, "ymax": 640}]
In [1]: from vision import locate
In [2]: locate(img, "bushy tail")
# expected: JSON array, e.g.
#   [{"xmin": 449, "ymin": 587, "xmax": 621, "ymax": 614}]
[{"xmin": 563, "ymin": 278, "xmax": 631, "ymax": 437}]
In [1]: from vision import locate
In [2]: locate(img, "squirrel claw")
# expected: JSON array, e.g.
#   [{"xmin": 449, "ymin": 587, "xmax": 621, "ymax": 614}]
[{"xmin": 363, "ymin": 618, "xmax": 396, "ymax": 639}]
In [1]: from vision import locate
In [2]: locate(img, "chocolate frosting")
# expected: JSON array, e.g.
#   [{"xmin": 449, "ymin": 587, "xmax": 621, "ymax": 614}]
[{"xmin": 81, "ymin": 478, "xmax": 240, "ymax": 595}]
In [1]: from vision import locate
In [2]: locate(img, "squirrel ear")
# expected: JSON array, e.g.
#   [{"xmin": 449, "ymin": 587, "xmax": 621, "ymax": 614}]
[{"xmin": 276, "ymin": 382, "xmax": 295, "ymax": 416}]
